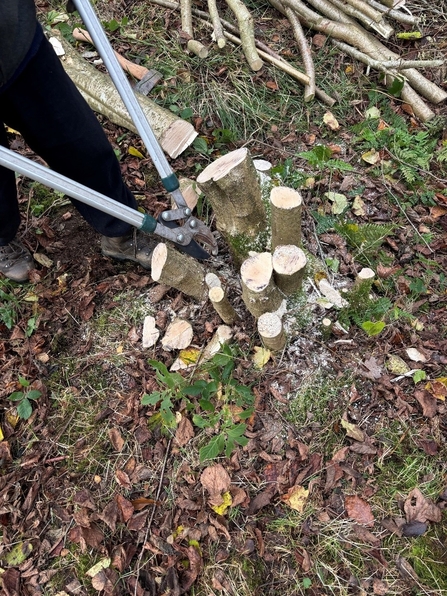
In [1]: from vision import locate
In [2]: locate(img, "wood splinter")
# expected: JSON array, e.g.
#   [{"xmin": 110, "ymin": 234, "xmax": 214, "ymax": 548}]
[
  {"xmin": 257, "ymin": 312, "xmax": 287, "ymax": 352},
  {"xmin": 209, "ymin": 287, "xmax": 239, "ymax": 325}
]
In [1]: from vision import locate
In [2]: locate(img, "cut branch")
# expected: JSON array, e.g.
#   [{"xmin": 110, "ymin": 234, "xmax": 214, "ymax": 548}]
[
  {"xmin": 181, "ymin": 0, "xmax": 209, "ymax": 57},
  {"xmin": 284, "ymin": 6, "xmax": 316, "ymax": 101},
  {"xmin": 151, "ymin": 243, "xmax": 208, "ymax": 301},
  {"xmin": 209, "ymin": 287, "xmax": 239, "ymax": 324},
  {"xmin": 224, "ymin": 0, "xmax": 263, "ymax": 70},
  {"xmin": 54, "ymin": 33, "xmax": 197, "ymax": 157},
  {"xmin": 365, "ymin": 0, "xmax": 418, "ymax": 25},
  {"xmin": 208, "ymin": 0, "xmax": 226, "ymax": 48}
]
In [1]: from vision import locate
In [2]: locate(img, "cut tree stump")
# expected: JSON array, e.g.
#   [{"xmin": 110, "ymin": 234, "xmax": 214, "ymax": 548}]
[
  {"xmin": 272, "ymin": 245, "xmax": 307, "ymax": 295},
  {"xmin": 270, "ymin": 186, "xmax": 303, "ymax": 250},
  {"xmin": 209, "ymin": 286, "xmax": 239, "ymax": 325},
  {"xmin": 151, "ymin": 243, "xmax": 208, "ymax": 301},
  {"xmin": 240, "ymin": 252, "xmax": 283, "ymax": 318},
  {"xmin": 196, "ymin": 148, "xmax": 266, "ymax": 263},
  {"xmin": 53, "ymin": 32, "xmax": 196, "ymax": 158},
  {"xmin": 257, "ymin": 312, "xmax": 286, "ymax": 351}
]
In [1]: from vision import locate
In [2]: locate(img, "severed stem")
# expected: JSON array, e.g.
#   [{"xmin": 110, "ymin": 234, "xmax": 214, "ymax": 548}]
[
  {"xmin": 284, "ymin": 5, "xmax": 316, "ymax": 101},
  {"xmin": 224, "ymin": 0, "xmax": 263, "ymax": 70},
  {"xmin": 208, "ymin": 0, "xmax": 226, "ymax": 48},
  {"xmin": 180, "ymin": 0, "xmax": 209, "ymax": 57}
]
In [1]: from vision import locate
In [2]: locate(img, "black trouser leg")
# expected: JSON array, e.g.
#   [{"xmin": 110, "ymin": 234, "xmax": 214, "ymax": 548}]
[
  {"xmin": 0, "ymin": 125, "xmax": 21, "ymax": 245},
  {"xmin": 0, "ymin": 33, "xmax": 137, "ymax": 241}
]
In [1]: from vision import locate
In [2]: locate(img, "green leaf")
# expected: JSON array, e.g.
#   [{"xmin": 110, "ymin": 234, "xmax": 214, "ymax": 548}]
[
  {"xmin": 18, "ymin": 376, "xmax": 30, "ymax": 387},
  {"xmin": 17, "ymin": 398, "xmax": 33, "ymax": 420},
  {"xmin": 302, "ymin": 577, "xmax": 312, "ymax": 589},
  {"xmin": 141, "ymin": 391, "xmax": 162, "ymax": 405},
  {"xmin": 238, "ymin": 407, "xmax": 254, "ymax": 420},
  {"xmin": 388, "ymin": 76, "xmax": 405, "ymax": 97},
  {"xmin": 9, "ymin": 391, "xmax": 24, "ymax": 401},
  {"xmin": 180, "ymin": 107, "xmax": 193, "ymax": 120},
  {"xmin": 412, "ymin": 370, "xmax": 427, "ymax": 384},
  {"xmin": 193, "ymin": 137, "xmax": 209, "ymax": 155},
  {"xmin": 27, "ymin": 390, "xmax": 42, "ymax": 401},
  {"xmin": 361, "ymin": 321, "xmax": 386, "ymax": 336},
  {"xmin": 199, "ymin": 398, "xmax": 215, "ymax": 412},
  {"xmin": 199, "ymin": 434, "xmax": 225, "ymax": 462},
  {"xmin": 227, "ymin": 423, "xmax": 247, "ymax": 438},
  {"xmin": 192, "ymin": 415, "xmax": 209, "ymax": 428}
]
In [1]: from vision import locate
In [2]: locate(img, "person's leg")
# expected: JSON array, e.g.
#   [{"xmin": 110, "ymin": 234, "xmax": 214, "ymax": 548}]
[
  {"xmin": 0, "ymin": 124, "xmax": 34, "ymax": 282},
  {"xmin": 0, "ymin": 34, "xmax": 136, "ymax": 237}
]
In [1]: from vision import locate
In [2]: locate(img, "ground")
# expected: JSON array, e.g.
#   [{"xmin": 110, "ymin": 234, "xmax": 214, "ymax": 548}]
[{"xmin": 0, "ymin": 1, "xmax": 447, "ymax": 595}]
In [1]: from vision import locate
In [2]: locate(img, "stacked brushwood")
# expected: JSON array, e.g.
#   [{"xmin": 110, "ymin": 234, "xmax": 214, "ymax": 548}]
[{"xmin": 148, "ymin": 0, "xmax": 446, "ymax": 121}]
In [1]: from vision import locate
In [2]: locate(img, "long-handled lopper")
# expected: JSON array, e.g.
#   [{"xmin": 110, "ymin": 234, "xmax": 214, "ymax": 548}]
[{"xmin": 0, "ymin": 0, "xmax": 217, "ymax": 261}]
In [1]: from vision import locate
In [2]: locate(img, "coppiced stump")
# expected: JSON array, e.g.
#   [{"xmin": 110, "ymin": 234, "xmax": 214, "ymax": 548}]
[
  {"xmin": 257, "ymin": 312, "xmax": 286, "ymax": 352},
  {"xmin": 196, "ymin": 148, "xmax": 267, "ymax": 264},
  {"xmin": 272, "ymin": 245, "xmax": 307, "ymax": 294},
  {"xmin": 209, "ymin": 287, "xmax": 239, "ymax": 325},
  {"xmin": 270, "ymin": 186, "xmax": 303, "ymax": 250},
  {"xmin": 240, "ymin": 252, "xmax": 283, "ymax": 318}
]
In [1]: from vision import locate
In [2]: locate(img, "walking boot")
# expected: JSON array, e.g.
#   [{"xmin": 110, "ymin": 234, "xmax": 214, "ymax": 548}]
[
  {"xmin": 0, "ymin": 240, "xmax": 34, "ymax": 283},
  {"xmin": 101, "ymin": 231, "xmax": 155, "ymax": 270}
]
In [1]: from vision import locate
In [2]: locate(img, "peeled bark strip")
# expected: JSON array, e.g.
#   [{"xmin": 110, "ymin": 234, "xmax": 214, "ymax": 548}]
[
  {"xmin": 209, "ymin": 287, "xmax": 239, "ymax": 324},
  {"xmin": 241, "ymin": 253, "xmax": 283, "ymax": 318},
  {"xmin": 55, "ymin": 33, "xmax": 196, "ymax": 158},
  {"xmin": 270, "ymin": 186, "xmax": 303, "ymax": 250},
  {"xmin": 257, "ymin": 313, "xmax": 287, "ymax": 351},
  {"xmin": 151, "ymin": 243, "xmax": 207, "ymax": 301},
  {"xmin": 272, "ymin": 245, "xmax": 307, "ymax": 294},
  {"xmin": 196, "ymin": 148, "xmax": 266, "ymax": 263}
]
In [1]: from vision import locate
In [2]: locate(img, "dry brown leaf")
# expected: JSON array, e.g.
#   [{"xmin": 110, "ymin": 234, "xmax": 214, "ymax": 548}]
[
  {"xmin": 116, "ymin": 494, "xmax": 134, "ymax": 523},
  {"xmin": 131, "ymin": 497, "xmax": 157, "ymax": 511},
  {"xmin": 175, "ymin": 415, "xmax": 195, "ymax": 447},
  {"xmin": 414, "ymin": 390, "xmax": 437, "ymax": 418},
  {"xmin": 404, "ymin": 488, "xmax": 442, "ymax": 523},
  {"xmin": 115, "ymin": 469, "xmax": 132, "ymax": 489},
  {"xmin": 200, "ymin": 464, "xmax": 231, "ymax": 505},
  {"xmin": 345, "ymin": 494, "xmax": 374, "ymax": 527},
  {"xmin": 341, "ymin": 418, "xmax": 365, "ymax": 442},
  {"xmin": 281, "ymin": 485, "xmax": 309, "ymax": 513},
  {"xmin": 108, "ymin": 428, "xmax": 125, "ymax": 452},
  {"xmin": 373, "ymin": 578, "xmax": 389, "ymax": 595}
]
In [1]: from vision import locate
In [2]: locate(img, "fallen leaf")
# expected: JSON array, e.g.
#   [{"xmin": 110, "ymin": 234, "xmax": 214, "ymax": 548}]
[
  {"xmin": 175, "ymin": 414, "xmax": 195, "ymax": 447},
  {"xmin": 373, "ymin": 578, "xmax": 389, "ymax": 595},
  {"xmin": 128, "ymin": 146, "xmax": 144, "ymax": 158},
  {"xmin": 86, "ymin": 558, "xmax": 111, "ymax": 578},
  {"xmin": 401, "ymin": 521, "xmax": 427, "ymax": 537},
  {"xmin": 131, "ymin": 497, "xmax": 157, "ymax": 511},
  {"xmin": 115, "ymin": 469, "xmax": 132, "ymax": 489},
  {"xmin": 266, "ymin": 80, "xmax": 279, "ymax": 91},
  {"xmin": 404, "ymin": 488, "xmax": 442, "ymax": 523},
  {"xmin": 345, "ymin": 494, "xmax": 374, "ymax": 527},
  {"xmin": 323, "ymin": 111, "xmax": 339, "ymax": 130},
  {"xmin": 252, "ymin": 346, "xmax": 271, "ymax": 369},
  {"xmin": 281, "ymin": 485, "xmax": 309, "ymax": 512},
  {"xmin": 362, "ymin": 148, "xmax": 381, "ymax": 165},
  {"xmin": 414, "ymin": 389, "xmax": 437, "ymax": 418},
  {"xmin": 116, "ymin": 494, "xmax": 134, "ymax": 523},
  {"xmin": 108, "ymin": 428, "xmax": 125, "ymax": 452},
  {"xmin": 325, "ymin": 191, "xmax": 348, "ymax": 214},
  {"xmin": 425, "ymin": 377, "xmax": 447, "ymax": 401},
  {"xmin": 200, "ymin": 464, "xmax": 231, "ymax": 506},
  {"xmin": 33, "ymin": 252, "xmax": 53, "ymax": 267},
  {"xmin": 211, "ymin": 491, "xmax": 233, "ymax": 515},
  {"xmin": 5, "ymin": 541, "xmax": 33, "ymax": 566},
  {"xmin": 341, "ymin": 419, "xmax": 365, "ymax": 442},
  {"xmin": 365, "ymin": 106, "xmax": 380, "ymax": 119},
  {"xmin": 405, "ymin": 348, "xmax": 426, "ymax": 362},
  {"xmin": 386, "ymin": 354, "xmax": 410, "ymax": 375},
  {"xmin": 352, "ymin": 195, "xmax": 366, "ymax": 216}
]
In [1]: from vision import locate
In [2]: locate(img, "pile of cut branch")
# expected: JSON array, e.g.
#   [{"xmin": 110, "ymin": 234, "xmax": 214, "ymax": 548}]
[{"xmin": 149, "ymin": 0, "xmax": 446, "ymax": 120}]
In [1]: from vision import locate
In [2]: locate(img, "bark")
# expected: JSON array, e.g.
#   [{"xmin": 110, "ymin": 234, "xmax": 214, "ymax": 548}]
[
  {"xmin": 151, "ymin": 243, "xmax": 208, "ymax": 300},
  {"xmin": 196, "ymin": 148, "xmax": 267, "ymax": 263},
  {"xmin": 257, "ymin": 312, "xmax": 287, "ymax": 351},
  {"xmin": 270, "ymin": 186, "xmax": 303, "ymax": 250},
  {"xmin": 209, "ymin": 287, "xmax": 239, "ymax": 324},
  {"xmin": 181, "ymin": 0, "xmax": 209, "ymax": 57},
  {"xmin": 54, "ymin": 33, "xmax": 197, "ymax": 158},
  {"xmin": 240, "ymin": 253, "xmax": 283, "ymax": 318},
  {"xmin": 208, "ymin": 0, "xmax": 226, "ymax": 48},
  {"xmin": 284, "ymin": 6, "xmax": 316, "ymax": 101},
  {"xmin": 365, "ymin": 0, "xmax": 418, "ymax": 25},
  {"xmin": 272, "ymin": 245, "xmax": 307, "ymax": 294},
  {"xmin": 225, "ymin": 0, "xmax": 263, "ymax": 70}
]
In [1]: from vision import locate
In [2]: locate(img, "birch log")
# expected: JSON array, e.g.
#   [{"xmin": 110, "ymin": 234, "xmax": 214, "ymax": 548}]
[
  {"xmin": 54, "ymin": 33, "xmax": 197, "ymax": 158},
  {"xmin": 257, "ymin": 312, "xmax": 287, "ymax": 351},
  {"xmin": 196, "ymin": 148, "xmax": 267, "ymax": 263},
  {"xmin": 272, "ymin": 245, "xmax": 307, "ymax": 294},
  {"xmin": 209, "ymin": 287, "xmax": 239, "ymax": 324},
  {"xmin": 151, "ymin": 243, "xmax": 207, "ymax": 300},
  {"xmin": 240, "ymin": 252, "xmax": 283, "ymax": 318},
  {"xmin": 270, "ymin": 186, "xmax": 303, "ymax": 250}
]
